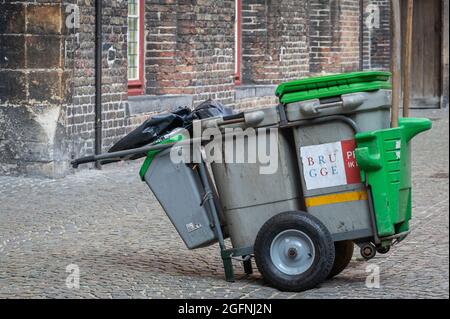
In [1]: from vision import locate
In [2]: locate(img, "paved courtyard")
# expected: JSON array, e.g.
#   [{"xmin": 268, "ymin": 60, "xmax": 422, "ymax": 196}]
[{"xmin": 0, "ymin": 111, "xmax": 448, "ymax": 299}]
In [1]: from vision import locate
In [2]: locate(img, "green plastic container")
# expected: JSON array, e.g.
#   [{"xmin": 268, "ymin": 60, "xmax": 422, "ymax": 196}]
[
  {"xmin": 276, "ymin": 71, "xmax": 392, "ymax": 104},
  {"xmin": 355, "ymin": 117, "xmax": 432, "ymax": 238}
]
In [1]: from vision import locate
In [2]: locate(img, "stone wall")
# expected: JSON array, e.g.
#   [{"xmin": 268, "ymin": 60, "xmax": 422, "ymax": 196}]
[{"xmin": 0, "ymin": 1, "xmax": 71, "ymax": 177}]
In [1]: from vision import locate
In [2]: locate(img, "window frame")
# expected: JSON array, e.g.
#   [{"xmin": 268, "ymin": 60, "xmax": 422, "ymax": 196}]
[{"xmin": 128, "ymin": 0, "xmax": 145, "ymax": 96}]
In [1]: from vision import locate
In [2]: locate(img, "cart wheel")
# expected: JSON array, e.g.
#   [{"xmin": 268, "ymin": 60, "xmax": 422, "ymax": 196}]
[
  {"xmin": 254, "ymin": 211, "xmax": 335, "ymax": 292},
  {"xmin": 327, "ymin": 240, "xmax": 354, "ymax": 279},
  {"xmin": 360, "ymin": 243, "xmax": 376, "ymax": 260},
  {"xmin": 376, "ymin": 246, "xmax": 390, "ymax": 254},
  {"xmin": 243, "ymin": 258, "xmax": 253, "ymax": 275}
]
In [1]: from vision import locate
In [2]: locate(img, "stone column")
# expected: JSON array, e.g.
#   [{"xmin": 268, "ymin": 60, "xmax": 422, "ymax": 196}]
[{"xmin": 0, "ymin": 2, "xmax": 71, "ymax": 177}]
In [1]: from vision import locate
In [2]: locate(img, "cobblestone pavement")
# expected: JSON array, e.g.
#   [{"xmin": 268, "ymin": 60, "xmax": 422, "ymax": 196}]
[{"xmin": 0, "ymin": 111, "xmax": 448, "ymax": 299}]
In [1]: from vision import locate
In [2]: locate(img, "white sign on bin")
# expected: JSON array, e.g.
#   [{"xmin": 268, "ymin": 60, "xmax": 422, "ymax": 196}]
[{"xmin": 300, "ymin": 140, "xmax": 361, "ymax": 190}]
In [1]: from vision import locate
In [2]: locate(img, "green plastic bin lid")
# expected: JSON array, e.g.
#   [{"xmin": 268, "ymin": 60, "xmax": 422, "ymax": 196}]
[{"xmin": 276, "ymin": 71, "xmax": 392, "ymax": 104}]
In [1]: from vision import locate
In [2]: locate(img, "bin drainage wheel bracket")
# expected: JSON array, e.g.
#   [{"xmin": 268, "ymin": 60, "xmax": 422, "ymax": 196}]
[
  {"xmin": 270, "ymin": 229, "xmax": 315, "ymax": 276},
  {"xmin": 360, "ymin": 243, "xmax": 376, "ymax": 260}
]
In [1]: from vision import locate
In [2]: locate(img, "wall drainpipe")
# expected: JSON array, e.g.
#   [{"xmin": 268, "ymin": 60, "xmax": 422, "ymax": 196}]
[
  {"xmin": 359, "ymin": 0, "xmax": 364, "ymax": 71},
  {"xmin": 94, "ymin": 0, "xmax": 103, "ymax": 169}
]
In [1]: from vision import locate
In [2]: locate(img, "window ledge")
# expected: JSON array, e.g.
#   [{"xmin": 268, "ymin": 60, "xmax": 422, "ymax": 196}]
[
  {"xmin": 127, "ymin": 94, "xmax": 193, "ymax": 116},
  {"xmin": 235, "ymin": 85, "xmax": 277, "ymax": 100}
]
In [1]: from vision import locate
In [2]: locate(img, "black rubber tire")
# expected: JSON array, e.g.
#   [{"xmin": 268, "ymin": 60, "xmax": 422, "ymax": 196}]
[
  {"xmin": 327, "ymin": 240, "xmax": 354, "ymax": 279},
  {"xmin": 254, "ymin": 211, "xmax": 335, "ymax": 292},
  {"xmin": 377, "ymin": 246, "xmax": 390, "ymax": 254},
  {"xmin": 243, "ymin": 258, "xmax": 253, "ymax": 275},
  {"xmin": 360, "ymin": 243, "xmax": 377, "ymax": 260}
]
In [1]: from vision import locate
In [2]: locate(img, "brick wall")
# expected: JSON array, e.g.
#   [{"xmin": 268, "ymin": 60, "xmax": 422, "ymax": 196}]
[
  {"xmin": 362, "ymin": 0, "xmax": 391, "ymax": 70},
  {"xmin": 339, "ymin": 0, "xmax": 362, "ymax": 72},
  {"xmin": 308, "ymin": 0, "xmax": 390, "ymax": 73},
  {"xmin": 1, "ymin": 0, "xmax": 393, "ymax": 177},
  {"xmin": 145, "ymin": 0, "xmax": 235, "ymax": 106},
  {"xmin": 309, "ymin": 0, "xmax": 361, "ymax": 74},
  {"xmin": 241, "ymin": 0, "xmax": 310, "ymax": 84},
  {"xmin": 67, "ymin": 0, "xmax": 128, "ymax": 156},
  {"xmin": 235, "ymin": 95, "xmax": 278, "ymax": 111}
]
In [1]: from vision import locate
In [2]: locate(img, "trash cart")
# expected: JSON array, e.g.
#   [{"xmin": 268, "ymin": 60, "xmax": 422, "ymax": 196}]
[{"xmin": 72, "ymin": 71, "xmax": 432, "ymax": 292}]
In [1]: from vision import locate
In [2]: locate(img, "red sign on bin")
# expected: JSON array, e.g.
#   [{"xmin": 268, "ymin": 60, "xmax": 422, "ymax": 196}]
[{"xmin": 341, "ymin": 139, "xmax": 361, "ymax": 185}]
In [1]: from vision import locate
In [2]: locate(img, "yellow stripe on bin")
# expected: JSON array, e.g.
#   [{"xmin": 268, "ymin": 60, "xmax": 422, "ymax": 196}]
[{"xmin": 305, "ymin": 190, "xmax": 368, "ymax": 208}]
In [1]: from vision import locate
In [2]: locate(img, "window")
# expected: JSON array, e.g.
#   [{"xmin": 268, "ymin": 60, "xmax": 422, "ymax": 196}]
[
  {"xmin": 235, "ymin": 0, "xmax": 242, "ymax": 85},
  {"xmin": 128, "ymin": 0, "xmax": 144, "ymax": 95}
]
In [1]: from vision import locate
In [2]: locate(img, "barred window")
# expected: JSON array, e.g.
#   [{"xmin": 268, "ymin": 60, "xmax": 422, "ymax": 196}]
[{"xmin": 128, "ymin": 0, "xmax": 144, "ymax": 94}]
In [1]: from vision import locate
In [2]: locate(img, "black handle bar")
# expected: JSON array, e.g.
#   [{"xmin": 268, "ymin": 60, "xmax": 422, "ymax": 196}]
[
  {"xmin": 71, "ymin": 136, "xmax": 207, "ymax": 169},
  {"xmin": 222, "ymin": 112, "xmax": 244, "ymax": 121}
]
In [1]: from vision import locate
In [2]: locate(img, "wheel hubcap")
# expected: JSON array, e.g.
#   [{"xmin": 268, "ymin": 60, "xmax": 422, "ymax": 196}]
[
  {"xmin": 270, "ymin": 229, "xmax": 315, "ymax": 275},
  {"xmin": 288, "ymin": 248, "xmax": 298, "ymax": 257}
]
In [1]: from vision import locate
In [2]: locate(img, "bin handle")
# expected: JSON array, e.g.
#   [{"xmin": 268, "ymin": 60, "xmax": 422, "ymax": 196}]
[
  {"xmin": 300, "ymin": 93, "xmax": 365, "ymax": 116},
  {"xmin": 218, "ymin": 111, "xmax": 265, "ymax": 127},
  {"xmin": 222, "ymin": 113, "xmax": 245, "ymax": 122},
  {"xmin": 71, "ymin": 136, "xmax": 204, "ymax": 168}
]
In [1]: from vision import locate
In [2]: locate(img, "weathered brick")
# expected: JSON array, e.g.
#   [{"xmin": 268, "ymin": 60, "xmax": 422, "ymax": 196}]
[
  {"xmin": 26, "ymin": 35, "xmax": 62, "ymax": 69},
  {"xmin": 27, "ymin": 4, "xmax": 62, "ymax": 34},
  {"xmin": 0, "ymin": 70, "xmax": 27, "ymax": 104},
  {"xmin": 0, "ymin": 35, "xmax": 26, "ymax": 69},
  {"xmin": 28, "ymin": 71, "xmax": 62, "ymax": 103},
  {"xmin": 0, "ymin": 3, "xmax": 26, "ymax": 34}
]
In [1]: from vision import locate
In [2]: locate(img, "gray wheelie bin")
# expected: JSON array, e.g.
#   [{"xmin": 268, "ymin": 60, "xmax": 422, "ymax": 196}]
[
  {"xmin": 276, "ymin": 73, "xmax": 392, "ymax": 245},
  {"xmin": 206, "ymin": 89, "xmax": 393, "ymax": 250},
  {"xmin": 206, "ymin": 74, "xmax": 392, "ymax": 244},
  {"xmin": 197, "ymin": 71, "xmax": 406, "ymax": 291},
  {"xmin": 143, "ymin": 149, "xmax": 217, "ymax": 249}
]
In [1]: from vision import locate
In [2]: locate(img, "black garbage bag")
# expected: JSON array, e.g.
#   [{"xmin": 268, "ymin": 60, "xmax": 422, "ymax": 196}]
[
  {"xmin": 107, "ymin": 100, "xmax": 233, "ymax": 160},
  {"xmin": 192, "ymin": 99, "xmax": 234, "ymax": 120},
  {"xmin": 108, "ymin": 108, "xmax": 189, "ymax": 155},
  {"xmin": 178, "ymin": 99, "xmax": 234, "ymax": 133}
]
